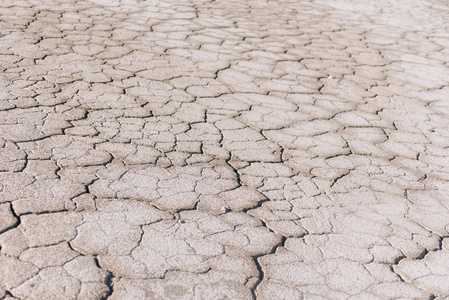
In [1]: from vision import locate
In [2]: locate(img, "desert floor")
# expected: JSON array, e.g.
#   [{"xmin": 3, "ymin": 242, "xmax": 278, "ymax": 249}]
[{"xmin": 0, "ymin": 0, "xmax": 448, "ymax": 299}]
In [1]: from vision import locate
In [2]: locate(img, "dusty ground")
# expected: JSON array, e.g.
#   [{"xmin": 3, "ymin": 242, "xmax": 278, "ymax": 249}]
[{"xmin": 0, "ymin": 0, "xmax": 449, "ymax": 299}]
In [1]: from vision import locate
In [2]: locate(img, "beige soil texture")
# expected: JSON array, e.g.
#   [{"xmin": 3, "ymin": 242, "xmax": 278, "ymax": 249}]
[{"xmin": 0, "ymin": 0, "xmax": 448, "ymax": 299}]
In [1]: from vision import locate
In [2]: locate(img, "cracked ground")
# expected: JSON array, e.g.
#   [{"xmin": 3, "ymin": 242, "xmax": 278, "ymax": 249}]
[{"xmin": 0, "ymin": 0, "xmax": 449, "ymax": 299}]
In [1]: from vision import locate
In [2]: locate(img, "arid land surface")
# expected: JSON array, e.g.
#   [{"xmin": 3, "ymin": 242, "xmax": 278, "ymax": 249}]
[{"xmin": 0, "ymin": 0, "xmax": 449, "ymax": 299}]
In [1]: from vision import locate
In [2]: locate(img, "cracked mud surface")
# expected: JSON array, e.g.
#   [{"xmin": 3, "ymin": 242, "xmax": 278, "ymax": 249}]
[{"xmin": 0, "ymin": 0, "xmax": 449, "ymax": 299}]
